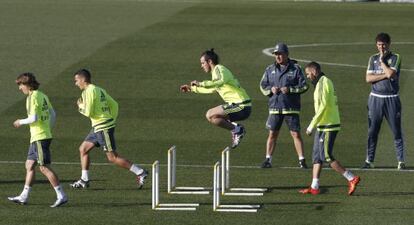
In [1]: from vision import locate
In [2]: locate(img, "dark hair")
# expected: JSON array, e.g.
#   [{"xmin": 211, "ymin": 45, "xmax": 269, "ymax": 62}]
[
  {"xmin": 201, "ymin": 48, "xmax": 219, "ymax": 64},
  {"xmin": 74, "ymin": 69, "xmax": 92, "ymax": 83},
  {"xmin": 375, "ymin": 32, "xmax": 391, "ymax": 44},
  {"xmin": 305, "ymin": 61, "xmax": 321, "ymax": 72},
  {"xmin": 16, "ymin": 72, "xmax": 40, "ymax": 90}
]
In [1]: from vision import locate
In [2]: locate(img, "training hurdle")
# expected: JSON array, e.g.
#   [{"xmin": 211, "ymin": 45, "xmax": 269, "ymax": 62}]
[
  {"xmin": 221, "ymin": 147, "xmax": 267, "ymax": 196},
  {"xmin": 213, "ymin": 162, "xmax": 260, "ymax": 213},
  {"xmin": 152, "ymin": 161, "xmax": 199, "ymax": 211},
  {"xmin": 167, "ymin": 146, "xmax": 210, "ymax": 195}
]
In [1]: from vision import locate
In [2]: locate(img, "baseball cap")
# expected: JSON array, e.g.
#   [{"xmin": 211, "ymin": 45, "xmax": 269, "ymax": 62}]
[{"xmin": 273, "ymin": 43, "xmax": 289, "ymax": 54}]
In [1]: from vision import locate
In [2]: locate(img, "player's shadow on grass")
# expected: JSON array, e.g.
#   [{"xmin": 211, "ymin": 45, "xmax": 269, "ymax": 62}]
[
  {"xmin": 266, "ymin": 185, "xmax": 344, "ymax": 193},
  {"xmin": 90, "ymin": 187, "xmax": 148, "ymax": 191},
  {"xmin": 264, "ymin": 201, "xmax": 339, "ymax": 206},
  {"xmin": 263, "ymin": 201, "xmax": 339, "ymax": 210},
  {"xmin": 361, "ymin": 166, "xmax": 414, "ymax": 170},
  {"xmin": 67, "ymin": 202, "xmax": 152, "ymax": 208},
  {"xmin": 0, "ymin": 179, "xmax": 78, "ymax": 185},
  {"xmin": 358, "ymin": 191, "xmax": 414, "ymax": 197}
]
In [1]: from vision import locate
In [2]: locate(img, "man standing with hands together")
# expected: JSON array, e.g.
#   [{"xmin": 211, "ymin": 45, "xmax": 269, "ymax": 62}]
[{"xmin": 259, "ymin": 43, "xmax": 308, "ymax": 169}]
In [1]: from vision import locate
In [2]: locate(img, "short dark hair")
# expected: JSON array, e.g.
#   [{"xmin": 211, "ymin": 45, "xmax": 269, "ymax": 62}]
[
  {"xmin": 375, "ymin": 32, "xmax": 391, "ymax": 44},
  {"xmin": 201, "ymin": 48, "xmax": 219, "ymax": 65},
  {"xmin": 16, "ymin": 72, "xmax": 40, "ymax": 90},
  {"xmin": 305, "ymin": 61, "xmax": 321, "ymax": 72},
  {"xmin": 74, "ymin": 69, "xmax": 92, "ymax": 83}
]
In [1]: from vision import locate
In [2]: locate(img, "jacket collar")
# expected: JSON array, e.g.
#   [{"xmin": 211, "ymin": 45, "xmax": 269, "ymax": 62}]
[
  {"xmin": 312, "ymin": 72, "xmax": 325, "ymax": 87},
  {"xmin": 274, "ymin": 58, "xmax": 296, "ymax": 73}
]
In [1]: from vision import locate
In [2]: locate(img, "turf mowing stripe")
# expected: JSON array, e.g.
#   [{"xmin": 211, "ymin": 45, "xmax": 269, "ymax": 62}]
[
  {"xmin": 0, "ymin": 160, "xmax": 413, "ymax": 172},
  {"xmin": 262, "ymin": 42, "xmax": 414, "ymax": 72}
]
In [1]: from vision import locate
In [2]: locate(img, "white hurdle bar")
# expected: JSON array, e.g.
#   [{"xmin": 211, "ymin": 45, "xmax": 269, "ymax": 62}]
[
  {"xmin": 213, "ymin": 162, "xmax": 260, "ymax": 213},
  {"xmin": 152, "ymin": 161, "xmax": 199, "ymax": 211},
  {"xmin": 167, "ymin": 146, "xmax": 210, "ymax": 194},
  {"xmin": 221, "ymin": 147, "xmax": 267, "ymax": 196}
]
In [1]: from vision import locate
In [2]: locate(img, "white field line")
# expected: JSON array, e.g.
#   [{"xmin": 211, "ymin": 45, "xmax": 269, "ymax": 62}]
[
  {"xmin": 0, "ymin": 160, "xmax": 412, "ymax": 172},
  {"xmin": 262, "ymin": 42, "xmax": 414, "ymax": 72}
]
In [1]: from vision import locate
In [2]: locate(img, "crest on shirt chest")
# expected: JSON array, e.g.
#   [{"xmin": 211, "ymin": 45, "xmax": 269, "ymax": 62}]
[
  {"xmin": 374, "ymin": 58, "xmax": 392, "ymax": 66},
  {"xmin": 373, "ymin": 60, "xmax": 384, "ymax": 74},
  {"xmin": 271, "ymin": 70, "xmax": 294, "ymax": 77},
  {"xmin": 286, "ymin": 71, "xmax": 295, "ymax": 77}
]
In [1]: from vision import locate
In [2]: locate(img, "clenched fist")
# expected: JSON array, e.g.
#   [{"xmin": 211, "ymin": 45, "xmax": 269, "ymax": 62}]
[{"xmin": 180, "ymin": 84, "xmax": 191, "ymax": 93}]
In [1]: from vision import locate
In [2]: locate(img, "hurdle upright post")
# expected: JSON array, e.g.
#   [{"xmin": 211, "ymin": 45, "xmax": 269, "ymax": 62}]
[
  {"xmin": 220, "ymin": 147, "xmax": 268, "ymax": 196},
  {"xmin": 213, "ymin": 161, "xmax": 260, "ymax": 213},
  {"xmin": 167, "ymin": 146, "xmax": 210, "ymax": 194},
  {"xmin": 152, "ymin": 160, "xmax": 199, "ymax": 211},
  {"xmin": 152, "ymin": 161, "xmax": 159, "ymax": 209},
  {"xmin": 221, "ymin": 148, "xmax": 230, "ymax": 194},
  {"xmin": 167, "ymin": 146, "xmax": 176, "ymax": 193}
]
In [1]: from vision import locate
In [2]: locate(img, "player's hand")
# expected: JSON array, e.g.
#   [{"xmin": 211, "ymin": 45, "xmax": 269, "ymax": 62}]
[
  {"xmin": 280, "ymin": 87, "xmax": 289, "ymax": 94},
  {"xmin": 306, "ymin": 127, "xmax": 313, "ymax": 136},
  {"xmin": 386, "ymin": 73, "xmax": 396, "ymax": 79},
  {"xmin": 77, "ymin": 98, "xmax": 85, "ymax": 109},
  {"xmin": 180, "ymin": 84, "xmax": 191, "ymax": 93},
  {"xmin": 271, "ymin": 86, "xmax": 280, "ymax": 94},
  {"xmin": 13, "ymin": 120, "xmax": 21, "ymax": 128},
  {"xmin": 379, "ymin": 50, "xmax": 389, "ymax": 64},
  {"xmin": 77, "ymin": 98, "xmax": 83, "ymax": 106},
  {"xmin": 379, "ymin": 55, "xmax": 386, "ymax": 64},
  {"xmin": 190, "ymin": 80, "xmax": 199, "ymax": 87}
]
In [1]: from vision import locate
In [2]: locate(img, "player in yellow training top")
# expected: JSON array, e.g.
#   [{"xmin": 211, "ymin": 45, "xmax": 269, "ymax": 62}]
[
  {"xmin": 180, "ymin": 49, "xmax": 251, "ymax": 148},
  {"xmin": 8, "ymin": 73, "xmax": 68, "ymax": 207},
  {"xmin": 299, "ymin": 62, "xmax": 360, "ymax": 196},
  {"xmin": 70, "ymin": 69, "xmax": 148, "ymax": 189}
]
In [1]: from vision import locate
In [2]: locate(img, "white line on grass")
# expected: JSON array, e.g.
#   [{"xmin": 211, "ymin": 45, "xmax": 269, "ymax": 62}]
[
  {"xmin": 0, "ymin": 160, "xmax": 412, "ymax": 172},
  {"xmin": 262, "ymin": 42, "xmax": 414, "ymax": 72}
]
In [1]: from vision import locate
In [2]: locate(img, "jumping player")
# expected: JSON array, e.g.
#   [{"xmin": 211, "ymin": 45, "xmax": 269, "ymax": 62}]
[{"xmin": 180, "ymin": 49, "xmax": 251, "ymax": 148}]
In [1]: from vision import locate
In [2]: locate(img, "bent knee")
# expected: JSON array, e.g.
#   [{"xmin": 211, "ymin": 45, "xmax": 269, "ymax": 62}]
[
  {"xmin": 39, "ymin": 165, "xmax": 48, "ymax": 173},
  {"xmin": 268, "ymin": 130, "xmax": 278, "ymax": 139},
  {"xmin": 205, "ymin": 112, "xmax": 211, "ymax": 121},
  {"xmin": 290, "ymin": 131, "xmax": 301, "ymax": 139},
  {"xmin": 79, "ymin": 146, "xmax": 87, "ymax": 154},
  {"xmin": 79, "ymin": 143, "xmax": 93, "ymax": 154},
  {"xmin": 25, "ymin": 161, "xmax": 36, "ymax": 171},
  {"xmin": 205, "ymin": 110, "xmax": 216, "ymax": 121}
]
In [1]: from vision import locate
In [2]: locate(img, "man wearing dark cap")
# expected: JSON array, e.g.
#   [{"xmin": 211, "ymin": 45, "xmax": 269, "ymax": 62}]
[{"xmin": 259, "ymin": 43, "xmax": 308, "ymax": 168}]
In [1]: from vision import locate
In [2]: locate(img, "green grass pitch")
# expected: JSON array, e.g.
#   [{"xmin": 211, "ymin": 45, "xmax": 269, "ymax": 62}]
[{"xmin": 0, "ymin": 0, "xmax": 413, "ymax": 224}]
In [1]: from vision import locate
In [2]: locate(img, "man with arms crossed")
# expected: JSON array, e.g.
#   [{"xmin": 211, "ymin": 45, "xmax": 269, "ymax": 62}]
[{"xmin": 363, "ymin": 32, "xmax": 405, "ymax": 170}]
